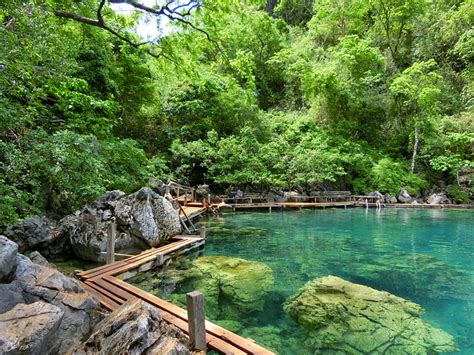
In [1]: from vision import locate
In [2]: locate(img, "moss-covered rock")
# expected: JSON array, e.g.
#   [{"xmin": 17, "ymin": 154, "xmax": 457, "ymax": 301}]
[
  {"xmin": 184, "ymin": 256, "xmax": 274, "ymax": 320},
  {"xmin": 284, "ymin": 276, "xmax": 457, "ymax": 354}
]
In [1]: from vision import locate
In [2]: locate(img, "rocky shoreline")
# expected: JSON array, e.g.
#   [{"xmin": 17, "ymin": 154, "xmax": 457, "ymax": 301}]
[{"xmin": 0, "ymin": 185, "xmax": 468, "ymax": 354}]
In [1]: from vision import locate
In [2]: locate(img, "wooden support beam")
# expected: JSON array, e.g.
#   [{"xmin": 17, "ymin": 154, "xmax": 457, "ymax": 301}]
[
  {"xmin": 187, "ymin": 291, "xmax": 207, "ymax": 352},
  {"xmin": 200, "ymin": 226, "xmax": 207, "ymax": 239},
  {"xmin": 106, "ymin": 221, "xmax": 116, "ymax": 264}
]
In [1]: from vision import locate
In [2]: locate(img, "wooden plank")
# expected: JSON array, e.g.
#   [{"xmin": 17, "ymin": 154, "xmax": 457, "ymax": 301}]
[
  {"xmin": 84, "ymin": 280, "xmax": 125, "ymax": 306},
  {"xmin": 90, "ymin": 239, "xmax": 199, "ymax": 280},
  {"xmin": 93, "ymin": 278, "xmax": 138, "ymax": 303},
  {"xmin": 81, "ymin": 282, "xmax": 120, "ymax": 311},
  {"xmin": 103, "ymin": 276, "xmax": 273, "ymax": 354},
  {"xmin": 79, "ymin": 235, "xmax": 198, "ymax": 278},
  {"xmin": 81, "ymin": 239, "xmax": 192, "ymax": 279},
  {"xmin": 187, "ymin": 291, "xmax": 207, "ymax": 351}
]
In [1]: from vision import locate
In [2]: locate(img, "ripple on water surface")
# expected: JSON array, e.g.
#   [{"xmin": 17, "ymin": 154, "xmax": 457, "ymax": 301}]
[{"xmin": 130, "ymin": 208, "xmax": 474, "ymax": 354}]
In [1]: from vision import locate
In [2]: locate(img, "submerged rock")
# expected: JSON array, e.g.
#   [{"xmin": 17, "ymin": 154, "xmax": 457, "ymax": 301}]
[
  {"xmin": 72, "ymin": 300, "xmax": 189, "ymax": 354},
  {"xmin": 0, "ymin": 301, "xmax": 64, "ymax": 355},
  {"xmin": 284, "ymin": 276, "xmax": 457, "ymax": 354},
  {"xmin": 353, "ymin": 251, "xmax": 472, "ymax": 301},
  {"xmin": 146, "ymin": 256, "xmax": 274, "ymax": 321}
]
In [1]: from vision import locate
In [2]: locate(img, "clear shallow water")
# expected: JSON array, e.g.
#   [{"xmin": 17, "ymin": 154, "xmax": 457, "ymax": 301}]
[{"xmin": 132, "ymin": 208, "xmax": 474, "ymax": 354}]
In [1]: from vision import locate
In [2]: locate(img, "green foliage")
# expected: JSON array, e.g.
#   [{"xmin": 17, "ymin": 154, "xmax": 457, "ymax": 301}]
[
  {"xmin": 1, "ymin": 0, "xmax": 473, "ymax": 227},
  {"xmin": 353, "ymin": 158, "xmax": 429, "ymax": 195},
  {"xmin": 446, "ymin": 185, "xmax": 470, "ymax": 204}
]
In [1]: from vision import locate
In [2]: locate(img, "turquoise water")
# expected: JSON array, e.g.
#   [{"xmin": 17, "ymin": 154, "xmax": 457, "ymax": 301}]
[{"xmin": 131, "ymin": 208, "xmax": 474, "ymax": 354}]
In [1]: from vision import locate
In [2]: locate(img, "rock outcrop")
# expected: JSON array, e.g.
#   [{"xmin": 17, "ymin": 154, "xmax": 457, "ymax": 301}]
[
  {"xmin": 3, "ymin": 217, "xmax": 66, "ymax": 257},
  {"xmin": 73, "ymin": 300, "xmax": 189, "ymax": 354},
  {"xmin": 0, "ymin": 302, "xmax": 64, "ymax": 355},
  {"xmin": 397, "ymin": 188, "xmax": 413, "ymax": 203},
  {"xmin": 0, "ymin": 235, "xmax": 17, "ymax": 281},
  {"xmin": 284, "ymin": 276, "xmax": 457, "ymax": 354},
  {"xmin": 427, "ymin": 193, "xmax": 451, "ymax": 205},
  {"xmin": 114, "ymin": 187, "xmax": 181, "ymax": 246},
  {"xmin": 3, "ymin": 187, "xmax": 182, "ymax": 262},
  {"xmin": 354, "ymin": 251, "xmax": 472, "ymax": 301},
  {"xmin": 62, "ymin": 187, "xmax": 182, "ymax": 261},
  {"xmin": 0, "ymin": 236, "xmax": 101, "ymax": 353}
]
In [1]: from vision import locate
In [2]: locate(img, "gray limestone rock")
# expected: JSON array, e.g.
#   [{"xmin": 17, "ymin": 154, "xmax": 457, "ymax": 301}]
[
  {"xmin": 62, "ymin": 188, "xmax": 181, "ymax": 261},
  {"xmin": 3, "ymin": 217, "xmax": 66, "ymax": 257},
  {"xmin": 0, "ymin": 235, "xmax": 17, "ymax": 281},
  {"xmin": 427, "ymin": 193, "xmax": 451, "ymax": 205},
  {"xmin": 397, "ymin": 188, "xmax": 413, "ymax": 203},
  {"xmin": 114, "ymin": 187, "xmax": 181, "ymax": 247},
  {"xmin": 12, "ymin": 254, "xmax": 101, "ymax": 353},
  {"xmin": 72, "ymin": 300, "xmax": 190, "ymax": 354},
  {"xmin": 0, "ymin": 301, "xmax": 64, "ymax": 355}
]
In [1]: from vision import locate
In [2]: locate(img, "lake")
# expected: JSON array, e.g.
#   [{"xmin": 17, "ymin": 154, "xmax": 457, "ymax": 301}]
[{"xmin": 130, "ymin": 208, "xmax": 474, "ymax": 354}]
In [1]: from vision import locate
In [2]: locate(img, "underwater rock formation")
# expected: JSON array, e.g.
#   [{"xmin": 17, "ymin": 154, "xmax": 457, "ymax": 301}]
[
  {"xmin": 284, "ymin": 276, "xmax": 457, "ymax": 354},
  {"xmin": 354, "ymin": 251, "xmax": 472, "ymax": 301},
  {"xmin": 142, "ymin": 256, "xmax": 274, "ymax": 321},
  {"xmin": 72, "ymin": 300, "xmax": 190, "ymax": 354}
]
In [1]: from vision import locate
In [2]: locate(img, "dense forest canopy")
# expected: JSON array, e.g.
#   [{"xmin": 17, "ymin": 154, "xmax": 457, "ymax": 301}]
[{"xmin": 0, "ymin": 0, "xmax": 473, "ymax": 227}]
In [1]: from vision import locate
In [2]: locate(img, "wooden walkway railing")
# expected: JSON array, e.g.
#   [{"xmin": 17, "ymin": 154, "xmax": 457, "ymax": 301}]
[{"xmin": 78, "ymin": 236, "xmax": 274, "ymax": 354}]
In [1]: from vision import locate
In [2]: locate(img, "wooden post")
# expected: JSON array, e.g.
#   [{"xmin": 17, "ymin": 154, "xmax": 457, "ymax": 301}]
[
  {"xmin": 106, "ymin": 221, "xmax": 116, "ymax": 264},
  {"xmin": 200, "ymin": 226, "xmax": 207, "ymax": 239},
  {"xmin": 186, "ymin": 291, "xmax": 206, "ymax": 352}
]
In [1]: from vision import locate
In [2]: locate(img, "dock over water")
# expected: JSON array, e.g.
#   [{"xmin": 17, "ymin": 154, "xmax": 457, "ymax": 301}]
[{"xmin": 78, "ymin": 233, "xmax": 274, "ymax": 354}]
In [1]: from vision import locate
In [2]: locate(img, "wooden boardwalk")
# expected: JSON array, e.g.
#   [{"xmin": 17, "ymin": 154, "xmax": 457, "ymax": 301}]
[
  {"xmin": 220, "ymin": 201, "xmax": 356, "ymax": 211},
  {"xmin": 78, "ymin": 236, "xmax": 274, "ymax": 354}
]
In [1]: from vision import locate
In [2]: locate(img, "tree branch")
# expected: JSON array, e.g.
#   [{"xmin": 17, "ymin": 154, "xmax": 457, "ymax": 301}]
[{"xmin": 52, "ymin": 0, "xmax": 214, "ymax": 62}]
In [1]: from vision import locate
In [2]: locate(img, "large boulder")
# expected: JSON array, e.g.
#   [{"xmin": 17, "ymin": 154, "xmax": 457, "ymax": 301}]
[
  {"xmin": 427, "ymin": 193, "xmax": 451, "ymax": 205},
  {"xmin": 384, "ymin": 194, "xmax": 398, "ymax": 204},
  {"xmin": 3, "ymin": 217, "xmax": 66, "ymax": 257},
  {"xmin": 1, "ymin": 252, "xmax": 102, "ymax": 353},
  {"xmin": 60, "ymin": 207, "xmax": 143, "ymax": 262},
  {"xmin": 195, "ymin": 184, "xmax": 210, "ymax": 201},
  {"xmin": 72, "ymin": 300, "xmax": 189, "ymax": 354},
  {"xmin": 134, "ymin": 256, "xmax": 274, "ymax": 321},
  {"xmin": 0, "ymin": 235, "xmax": 17, "ymax": 281},
  {"xmin": 284, "ymin": 276, "xmax": 457, "ymax": 354},
  {"xmin": 114, "ymin": 187, "xmax": 181, "ymax": 247},
  {"xmin": 0, "ymin": 301, "xmax": 64, "ymax": 355},
  {"xmin": 397, "ymin": 188, "xmax": 413, "ymax": 203},
  {"xmin": 0, "ymin": 280, "xmax": 24, "ymax": 314},
  {"xmin": 62, "ymin": 187, "xmax": 182, "ymax": 261}
]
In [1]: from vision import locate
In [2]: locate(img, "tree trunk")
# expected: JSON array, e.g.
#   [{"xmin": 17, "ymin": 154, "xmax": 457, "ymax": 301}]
[{"xmin": 411, "ymin": 126, "xmax": 420, "ymax": 173}]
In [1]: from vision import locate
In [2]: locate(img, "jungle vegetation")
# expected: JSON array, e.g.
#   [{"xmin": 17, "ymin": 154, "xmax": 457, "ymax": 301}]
[{"xmin": 1, "ymin": 0, "xmax": 473, "ymax": 227}]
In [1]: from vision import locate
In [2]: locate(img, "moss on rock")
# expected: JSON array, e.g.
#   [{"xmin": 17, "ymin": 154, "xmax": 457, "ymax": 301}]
[{"xmin": 284, "ymin": 275, "xmax": 457, "ymax": 354}]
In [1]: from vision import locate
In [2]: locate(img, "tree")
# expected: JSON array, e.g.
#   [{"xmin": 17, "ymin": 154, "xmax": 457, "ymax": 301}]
[{"xmin": 390, "ymin": 59, "xmax": 442, "ymax": 172}]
